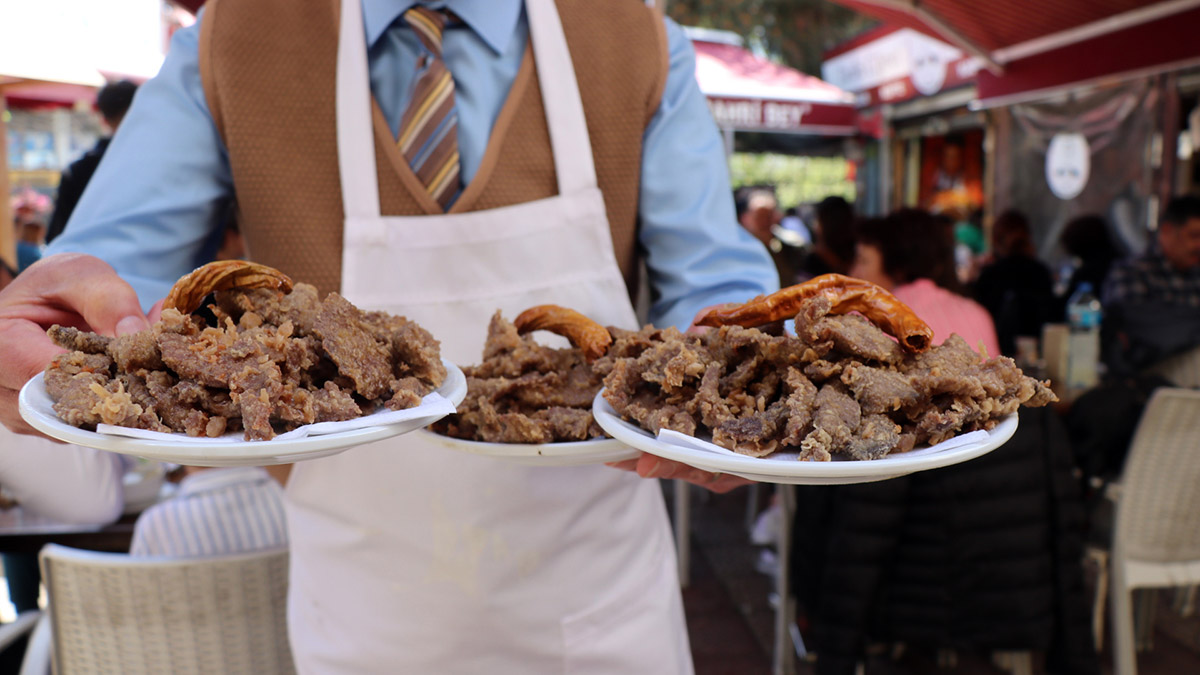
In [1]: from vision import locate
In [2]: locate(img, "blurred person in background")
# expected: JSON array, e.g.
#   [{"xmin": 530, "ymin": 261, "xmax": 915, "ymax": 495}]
[
  {"xmin": 852, "ymin": 208, "xmax": 999, "ymax": 355},
  {"xmin": 46, "ymin": 80, "xmax": 139, "ymax": 244},
  {"xmin": 0, "ymin": 425, "xmax": 124, "ymax": 621},
  {"xmin": 130, "ymin": 465, "xmax": 287, "ymax": 557},
  {"xmin": 738, "ymin": 188, "xmax": 806, "ymax": 287},
  {"xmin": 15, "ymin": 222, "xmax": 45, "ymax": 273},
  {"xmin": 953, "ymin": 208, "xmax": 986, "ymax": 285},
  {"xmin": 0, "ymin": 259, "xmax": 14, "ymax": 291},
  {"xmin": 737, "ymin": 188, "xmax": 780, "ymax": 247},
  {"xmin": 1057, "ymin": 214, "xmax": 1119, "ymax": 319},
  {"xmin": 11, "ymin": 194, "xmax": 50, "ymax": 272},
  {"xmin": 795, "ymin": 207, "xmax": 1097, "ymax": 675},
  {"xmin": 778, "ymin": 206, "xmax": 812, "ymax": 248},
  {"xmin": 972, "ymin": 209, "xmax": 1056, "ymax": 357},
  {"xmin": 798, "ymin": 195, "xmax": 856, "ymax": 280},
  {"xmin": 1103, "ymin": 194, "xmax": 1200, "ymax": 376}
]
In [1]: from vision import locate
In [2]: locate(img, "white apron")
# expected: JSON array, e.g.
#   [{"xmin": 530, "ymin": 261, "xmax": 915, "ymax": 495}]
[{"xmin": 283, "ymin": 0, "xmax": 693, "ymax": 672}]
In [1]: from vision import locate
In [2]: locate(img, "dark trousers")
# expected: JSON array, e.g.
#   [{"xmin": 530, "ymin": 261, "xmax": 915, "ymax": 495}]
[{"xmin": 2, "ymin": 552, "xmax": 40, "ymax": 613}]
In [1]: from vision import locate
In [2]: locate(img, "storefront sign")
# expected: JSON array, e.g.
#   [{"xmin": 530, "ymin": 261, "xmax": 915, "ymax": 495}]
[
  {"xmin": 1045, "ymin": 132, "xmax": 1091, "ymax": 200},
  {"xmin": 822, "ymin": 28, "xmax": 978, "ymax": 106},
  {"xmin": 706, "ymin": 97, "xmax": 856, "ymax": 134}
]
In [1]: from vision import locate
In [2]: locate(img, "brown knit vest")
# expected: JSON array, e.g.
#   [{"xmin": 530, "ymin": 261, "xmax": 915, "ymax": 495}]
[{"xmin": 198, "ymin": 0, "xmax": 668, "ymax": 297}]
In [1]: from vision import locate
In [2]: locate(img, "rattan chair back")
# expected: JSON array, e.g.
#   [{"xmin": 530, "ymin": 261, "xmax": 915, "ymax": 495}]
[{"xmin": 39, "ymin": 545, "xmax": 293, "ymax": 675}]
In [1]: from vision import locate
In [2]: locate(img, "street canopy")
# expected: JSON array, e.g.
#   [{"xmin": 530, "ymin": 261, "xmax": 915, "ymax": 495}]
[
  {"xmin": 829, "ymin": 0, "xmax": 1200, "ymax": 107},
  {"xmin": 689, "ymin": 29, "xmax": 858, "ymax": 136}
]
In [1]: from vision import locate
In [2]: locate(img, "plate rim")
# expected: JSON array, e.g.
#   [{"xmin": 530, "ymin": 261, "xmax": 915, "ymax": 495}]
[
  {"xmin": 592, "ymin": 389, "xmax": 1018, "ymax": 479},
  {"xmin": 19, "ymin": 358, "xmax": 466, "ymax": 466},
  {"xmin": 415, "ymin": 428, "xmax": 640, "ymax": 464}
]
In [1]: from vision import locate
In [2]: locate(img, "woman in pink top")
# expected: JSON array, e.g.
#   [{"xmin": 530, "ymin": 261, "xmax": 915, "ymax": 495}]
[{"xmin": 850, "ymin": 209, "xmax": 1001, "ymax": 357}]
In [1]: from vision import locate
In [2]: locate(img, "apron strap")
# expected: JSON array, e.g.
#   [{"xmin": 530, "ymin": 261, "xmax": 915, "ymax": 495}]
[
  {"xmin": 525, "ymin": 0, "xmax": 600, "ymax": 196},
  {"xmin": 336, "ymin": 0, "xmax": 382, "ymax": 218}
]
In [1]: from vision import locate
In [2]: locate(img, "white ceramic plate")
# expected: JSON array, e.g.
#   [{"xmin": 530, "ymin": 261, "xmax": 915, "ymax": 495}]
[
  {"xmin": 19, "ymin": 359, "xmax": 467, "ymax": 467},
  {"xmin": 593, "ymin": 391, "xmax": 1018, "ymax": 485},
  {"xmin": 415, "ymin": 428, "xmax": 638, "ymax": 466}
]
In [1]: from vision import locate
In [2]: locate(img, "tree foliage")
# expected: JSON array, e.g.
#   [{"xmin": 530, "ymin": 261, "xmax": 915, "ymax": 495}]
[
  {"xmin": 665, "ymin": 0, "xmax": 875, "ymax": 76},
  {"xmin": 729, "ymin": 153, "xmax": 855, "ymax": 207}
]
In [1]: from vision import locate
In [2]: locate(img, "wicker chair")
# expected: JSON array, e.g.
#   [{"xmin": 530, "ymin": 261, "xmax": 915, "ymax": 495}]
[
  {"xmin": 38, "ymin": 545, "xmax": 294, "ymax": 675},
  {"xmin": 1105, "ymin": 387, "xmax": 1200, "ymax": 675},
  {"xmin": 1145, "ymin": 345, "xmax": 1200, "ymax": 389}
]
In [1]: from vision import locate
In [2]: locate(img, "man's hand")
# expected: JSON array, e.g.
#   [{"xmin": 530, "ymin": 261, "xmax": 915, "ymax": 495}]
[
  {"xmin": 607, "ymin": 453, "xmax": 752, "ymax": 494},
  {"xmin": 687, "ymin": 303, "xmax": 734, "ymax": 335},
  {"xmin": 0, "ymin": 254, "xmax": 150, "ymax": 434}
]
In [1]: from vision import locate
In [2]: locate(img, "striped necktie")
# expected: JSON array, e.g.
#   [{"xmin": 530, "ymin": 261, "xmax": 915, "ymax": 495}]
[{"xmin": 397, "ymin": 6, "xmax": 461, "ymax": 210}]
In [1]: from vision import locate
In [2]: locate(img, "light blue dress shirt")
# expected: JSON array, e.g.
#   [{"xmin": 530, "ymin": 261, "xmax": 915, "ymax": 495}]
[{"xmin": 48, "ymin": 0, "xmax": 777, "ymax": 330}]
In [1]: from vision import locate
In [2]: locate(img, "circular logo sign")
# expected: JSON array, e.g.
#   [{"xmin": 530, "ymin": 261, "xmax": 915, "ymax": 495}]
[
  {"xmin": 910, "ymin": 43, "xmax": 948, "ymax": 96},
  {"xmin": 1045, "ymin": 132, "xmax": 1090, "ymax": 200}
]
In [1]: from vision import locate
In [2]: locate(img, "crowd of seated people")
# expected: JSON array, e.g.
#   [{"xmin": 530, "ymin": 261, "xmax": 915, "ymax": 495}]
[{"xmin": 788, "ymin": 202, "xmax": 1098, "ymax": 675}]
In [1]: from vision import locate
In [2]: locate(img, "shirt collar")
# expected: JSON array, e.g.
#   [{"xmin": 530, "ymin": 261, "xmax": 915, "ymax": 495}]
[
  {"xmin": 179, "ymin": 467, "xmax": 272, "ymax": 497},
  {"xmin": 361, "ymin": 0, "xmax": 522, "ymax": 55}
]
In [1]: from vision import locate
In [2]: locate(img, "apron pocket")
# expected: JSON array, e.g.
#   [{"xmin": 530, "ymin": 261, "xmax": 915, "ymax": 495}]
[{"xmin": 560, "ymin": 551, "xmax": 693, "ymax": 675}]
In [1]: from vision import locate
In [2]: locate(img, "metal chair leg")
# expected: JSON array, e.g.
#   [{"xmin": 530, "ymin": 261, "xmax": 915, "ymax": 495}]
[
  {"xmin": 674, "ymin": 480, "xmax": 690, "ymax": 588},
  {"xmin": 773, "ymin": 484, "xmax": 796, "ymax": 675},
  {"xmin": 745, "ymin": 483, "xmax": 761, "ymax": 534},
  {"xmin": 1134, "ymin": 589, "xmax": 1156, "ymax": 652},
  {"xmin": 1111, "ymin": 555, "xmax": 1138, "ymax": 675},
  {"xmin": 1090, "ymin": 549, "xmax": 1109, "ymax": 651}
]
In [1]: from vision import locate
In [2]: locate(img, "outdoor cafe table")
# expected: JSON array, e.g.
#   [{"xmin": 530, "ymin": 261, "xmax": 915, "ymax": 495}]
[{"xmin": 0, "ymin": 509, "xmax": 136, "ymax": 555}]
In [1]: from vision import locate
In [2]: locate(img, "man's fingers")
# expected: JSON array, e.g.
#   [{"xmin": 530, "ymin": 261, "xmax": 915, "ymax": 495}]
[
  {"xmin": 146, "ymin": 298, "xmax": 165, "ymax": 325},
  {"xmin": 634, "ymin": 454, "xmax": 753, "ymax": 493},
  {"xmin": 47, "ymin": 255, "xmax": 150, "ymax": 337},
  {"xmin": 0, "ymin": 254, "xmax": 151, "ymax": 436},
  {"xmin": 605, "ymin": 458, "xmax": 640, "ymax": 472},
  {"xmin": 9, "ymin": 254, "xmax": 148, "ymax": 337},
  {"xmin": 608, "ymin": 453, "xmax": 754, "ymax": 493},
  {"xmin": 0, "ymin": 389, "xmax": 49, "ymax": 438},
  {"xmin": 0, "ymin": 319, "xmax": 66, "ymax": 392},
  {"xmin": 706, "ymin": 473, "xmax": 753, "ymax": 494}
]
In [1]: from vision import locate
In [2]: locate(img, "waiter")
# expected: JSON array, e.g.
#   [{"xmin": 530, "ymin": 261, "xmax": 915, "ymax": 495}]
[{"xmin": 0, "ymin": 0, "xmax": 776, "ymax": 671}]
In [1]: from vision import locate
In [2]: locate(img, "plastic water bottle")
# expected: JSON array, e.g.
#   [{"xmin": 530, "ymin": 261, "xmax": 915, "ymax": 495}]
[{"xmin": 1065, "ymin": 282, "xmax": 1102, "ymax": 392}]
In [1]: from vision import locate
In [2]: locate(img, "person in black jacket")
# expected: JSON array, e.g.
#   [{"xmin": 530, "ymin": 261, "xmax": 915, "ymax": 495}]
[
  {"xmin": 791, "ymin": 407, "xmax": 1099, "ymax": 675},
  {"xmin": 1058, "ymin": 214, "xmax": 1119, "ymax": 315},
  {"xmin": 45, "ymin": 80, "xmax": 139, "ymax": 244},
  {"xmin": 973, "ymin": 209, "xmax": 1057, "ymax": 357},
  {"xmin": 798, "ymin": 196, "xmax": 857, "ymax": 281}
]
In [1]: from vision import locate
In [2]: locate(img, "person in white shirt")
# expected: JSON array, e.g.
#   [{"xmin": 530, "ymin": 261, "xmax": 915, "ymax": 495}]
[
  {"xmin": 0, "ymin": 426, "xmax": 124, "ymax": 525},
  {"xmin": 0, "ymin": 426, "xmax": 125, "ymax": 614},
  {"xmin": 130, "ymin": 466, "xmax": 287, "ymax": 557}
]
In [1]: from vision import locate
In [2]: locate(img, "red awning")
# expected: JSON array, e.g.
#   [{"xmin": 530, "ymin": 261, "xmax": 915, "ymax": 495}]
[
  {"xmin": 692, "ymin": 38, "xmax": 858, "ymax": 135},
  {"xmin": 974, "ymin": 5, "xmax": 1200, "ymax": 107},
  {"xmin": 829, "ymin": 0, "xmax": 1200, "ymax": 106}
]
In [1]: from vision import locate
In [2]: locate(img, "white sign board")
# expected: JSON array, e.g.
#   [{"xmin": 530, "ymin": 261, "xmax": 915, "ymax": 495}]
[
  {"xmin": 1045, "ymin": 132, "xmax": 1091, "ymax": 200},
  {"xmin": 822, "ymin": 28, "xmax": 962, "ymax": 94}
]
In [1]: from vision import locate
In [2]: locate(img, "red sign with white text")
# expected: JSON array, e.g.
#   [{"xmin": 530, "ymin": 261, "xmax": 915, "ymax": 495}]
[{"xmin": 706, "ymin": 97, "xmax": 857, "ymax": 135}]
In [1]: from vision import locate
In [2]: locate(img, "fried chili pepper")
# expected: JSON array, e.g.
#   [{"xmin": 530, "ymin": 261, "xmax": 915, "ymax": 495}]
[{"xmin": 695, "ymin": 273, "xmax": 934, "ymax": 352}]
